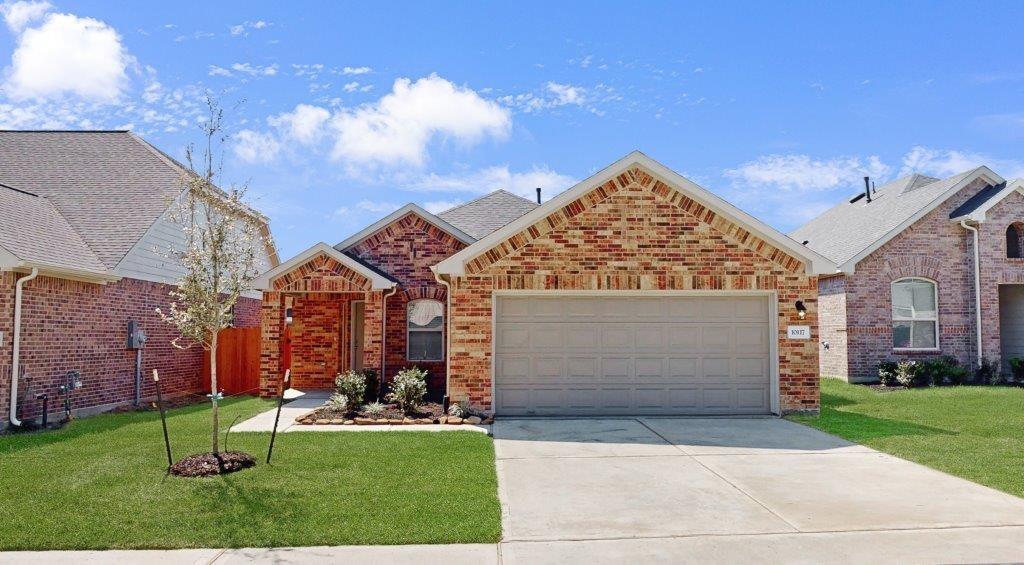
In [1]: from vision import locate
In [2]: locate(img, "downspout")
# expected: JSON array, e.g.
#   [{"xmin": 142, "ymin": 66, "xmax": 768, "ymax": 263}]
[
  {"xmin": 960, "ymin": 220, "xmax": 983, "ymax": 368},
  {"xmin": 380, "ymin": 286, "xmax": 398, "ymax": 400},
  {"xmin": 9, "ymin": 267, "xmax": 39, "ymax": 426},
  {"xmin": 433, "ymin": 270, "xmax": 452, "ymax": 401}
]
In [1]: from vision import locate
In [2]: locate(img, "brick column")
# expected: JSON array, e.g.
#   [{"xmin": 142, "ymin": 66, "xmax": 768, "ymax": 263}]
[
  {"xmin": 362, "ymin": 290, "xmax": 384, "ymax": 377},
  {"xmin": 259, "ymin": 291, "xmax": 285, "ymax": 397}
]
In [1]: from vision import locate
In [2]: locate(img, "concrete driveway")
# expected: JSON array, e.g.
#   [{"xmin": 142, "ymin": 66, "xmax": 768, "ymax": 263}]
[{"xmin": 493, "ymin": 417, "xmax": 1024, "ymax": 563}]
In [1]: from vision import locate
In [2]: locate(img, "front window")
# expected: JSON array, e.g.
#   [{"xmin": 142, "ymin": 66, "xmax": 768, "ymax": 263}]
[
  {"xmin": 891, "ymin": 278, "xmax": 938, "ymax": 349},
  {"xmin": 407, "ymin": 299, "xmax": 443, "ymax": 361}
]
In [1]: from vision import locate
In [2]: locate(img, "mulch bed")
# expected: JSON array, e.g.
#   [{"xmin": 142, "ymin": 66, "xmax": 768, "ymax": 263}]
[
  {"xmin": 169, "ymin": 451, "xmax": 257, "ymax": 477},
  {"xmin": 295, "ymin": 401, "xmax": 493, "ymax": 426}
]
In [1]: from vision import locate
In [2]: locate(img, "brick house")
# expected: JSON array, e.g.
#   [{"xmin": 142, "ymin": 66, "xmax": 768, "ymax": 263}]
[
  {"xmin": 791, "ymin": 167, "xmax": 1024, "ymax": 382},
  {"xmin": 0, "ymin": 131, "xmax": 277, "ymax": 429},
  {"xmin": 259, "ymin": 152, "xmax": 834, "ymax": 415}
]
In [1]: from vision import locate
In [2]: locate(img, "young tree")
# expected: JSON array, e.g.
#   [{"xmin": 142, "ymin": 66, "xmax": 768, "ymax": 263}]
[{"xmin": 158, "ymin": 98, "xmax": 266, "ymax": 455}]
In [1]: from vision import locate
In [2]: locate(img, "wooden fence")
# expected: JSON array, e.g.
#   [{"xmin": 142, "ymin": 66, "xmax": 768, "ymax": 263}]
[{"xmin": 202, "ymin": 327, "xmax": 260, "ymax": 395}]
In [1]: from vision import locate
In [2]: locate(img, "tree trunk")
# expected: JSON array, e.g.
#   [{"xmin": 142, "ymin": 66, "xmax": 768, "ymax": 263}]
[{"xmin": 210, "ymin": 330, "xmax": 219, "ymax": 454}]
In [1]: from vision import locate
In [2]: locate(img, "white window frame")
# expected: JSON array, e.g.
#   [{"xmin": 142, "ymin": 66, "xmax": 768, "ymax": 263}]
[
  {"xmin": 407, "ymin": 299, "xmax": 444, "ymax": 362},
  {"xmin": 891, "ymin": 277, "xmax": 940, "ymax": 351}
]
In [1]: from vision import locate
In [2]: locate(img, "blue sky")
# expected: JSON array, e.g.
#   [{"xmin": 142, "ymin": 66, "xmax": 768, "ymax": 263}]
[{"xmin": 2, "ymin": 1, "xmax": 1024, "ymax": 256}]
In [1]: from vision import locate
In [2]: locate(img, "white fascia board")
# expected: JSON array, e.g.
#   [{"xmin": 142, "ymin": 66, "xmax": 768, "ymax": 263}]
[
  {"xmin": 434, "ymin": 150, "xmax": 837, "ymax": 276},
  {"xmin": 839, "ymin": 166, "xmax": 1004, "ymax": 273},
  {"xmin": 252, "ymin": 242, "xmax": 396, "ymax": 291},
  {"xmin": 334, "ymin": 203, "xmax": 476, "ymax": 252}
]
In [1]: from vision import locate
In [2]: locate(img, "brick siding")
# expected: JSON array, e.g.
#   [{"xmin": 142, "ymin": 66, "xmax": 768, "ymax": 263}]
[
  {"xmin": 0, "ymin": 272, "xmax": 260, "ymax": 428},
  {"xmin": 445, "ymin": 166, "xmax": 820, "ymax": 414}
]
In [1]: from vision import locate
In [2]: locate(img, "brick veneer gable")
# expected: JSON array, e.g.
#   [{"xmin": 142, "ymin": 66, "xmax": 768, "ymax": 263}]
[
  {"xmin": 445, "ymin": 166, "xmax": 820, "ymax": 414},
  {"xmin": 272, "ymin": 253, "xmax": 372, "ymax": 293}
]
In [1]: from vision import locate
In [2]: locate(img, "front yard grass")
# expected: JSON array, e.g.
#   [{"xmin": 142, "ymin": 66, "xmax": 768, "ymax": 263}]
[
  {"xmin": 790, "ymin": 378, "xmax": 1024, "ymax": 498},
  {"xmin": 0, "ymin": 397, "xmax": 501, "ymax": 550}
]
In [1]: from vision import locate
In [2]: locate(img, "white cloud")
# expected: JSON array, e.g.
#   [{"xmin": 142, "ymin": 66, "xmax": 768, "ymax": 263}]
[
  {"xmin": 208, "ymin": 65, "xmax": 231, "ymax": 77},
  {"xmin": 343, "ymin": 81, "xmax": 359, "ymax": 92},
  {"xmin": 342, "ymin": 66, "xmax": 372, "ymax": 75},
  {"xmin": 0, "ymin": 0, "xmax": 50, "ymax": 33},
  {"xmin": 407, "ymin": 164, "xmax": 576, "ymax": 200},
  {"xmin": 423, "ymin": 200, "xmax": 462, "ymax": 213},
  {"xmin": 725, "ymin": 154, "xmax": 891, "ymax": 192},
  {"xmin": 356, "ymin": 200, "xmax": 400, "ymax": 213},
  {"xmin": 232, "ymin": 62, "xmax": 277, "ymax": 76},
  {"xmin": 329, "ymin": 74, "xmax": 511, "ymax": 167},
  {"xmin": 4, "ymin": 10, "xmax": 132, "ymax": 102},
  {"xmin": 229, "ymin": 20, "xmax": 269, "ymax": 36},
  {"xmin": 268, "ymin": 104, "xmax": 330, "ymax": 144},
  {"xmin": 899, "ymin": 146, "xmax": 1024, "ymax": 179},
  {"xmin": 233, "ymin": 129, "xmax": 280, "ymax": 163},
  {"xmin": 499, "ymin": 81, "xmax": 588, "ymax": 113}
]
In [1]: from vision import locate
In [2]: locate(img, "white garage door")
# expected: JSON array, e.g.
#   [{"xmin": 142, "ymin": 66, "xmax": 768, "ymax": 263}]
[{"xmin": 494, "ymin": 295, "xmax": 774, "ymax": 416}]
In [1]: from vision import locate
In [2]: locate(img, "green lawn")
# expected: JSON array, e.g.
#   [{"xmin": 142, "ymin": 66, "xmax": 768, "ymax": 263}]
[
  {"xmin": 0, "ymin": 397, "xmax": 501, "ymax": 550},
  {"xmin": 790, "ymin": 378, "xmax": 1024, "ymax": 498}
]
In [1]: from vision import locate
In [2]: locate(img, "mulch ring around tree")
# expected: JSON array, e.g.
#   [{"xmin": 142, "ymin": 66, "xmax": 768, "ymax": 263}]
[
  {"xmin": 296, "ymin": 401, "xmax": 493, "ymax": 426},
  {"xmin": 169, "ymin": 451, "xmax": 257, "ymax": 477}
]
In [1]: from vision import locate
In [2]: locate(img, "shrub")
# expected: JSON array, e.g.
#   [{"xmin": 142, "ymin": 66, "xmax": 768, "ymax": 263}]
[
  {"xmin": 326, "ymin": 393, "xmax": 349, "ymax": 412},
  {"xmin": 361, "ymin": 369, "xmax": 380, "ymax": 402},
  {"xmin": 921, "ymin": 356, "xmax": 968, "ymax": 386},
  {"xmin": 447, "ymin": 398, "xmax": 473, "ymax": 418},
  {"xmin": 1009, "ymin": 357, "xmax": 1024, "ymax": 383},
  {"xmin": 362, "ymin": 401, "xmax": 386, "ymax": 418},
  {"xmin": 878, "ymin": 361, "xmax": 899, "ymax": 387},
  {"xmin": 894, "ymin": 360, "xmax": 923, "ymax": 388},
  {"xmin": 334, "ymin": 370, "xmax": 366, "ymax": 410},
  {"xmin": 387, "ymin": 367, "xmax": 429, "ymax": 413},
  {"xmin": 974, "ymin": 358, "xmax": 1002, "ymax": 385}
]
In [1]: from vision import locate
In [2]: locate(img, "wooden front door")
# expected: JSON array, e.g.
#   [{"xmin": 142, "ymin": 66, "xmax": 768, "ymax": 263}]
[{"xmin": 351, "ymin": 301, "xmax": 365, "ymax": 371}]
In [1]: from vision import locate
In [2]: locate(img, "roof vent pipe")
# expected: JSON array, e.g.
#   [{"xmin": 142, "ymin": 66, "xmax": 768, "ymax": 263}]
[
  {"xmin": 535, "ymin": 187, "xmax": 542, "ymax": 204},
  {"xmin": 863, "ymin": 176, "xmax": 872, "ymax": 203}
]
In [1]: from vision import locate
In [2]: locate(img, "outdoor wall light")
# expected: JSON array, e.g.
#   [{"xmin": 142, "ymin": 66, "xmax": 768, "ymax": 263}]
[
  {"xmin": 795, "ymin": 300, "xmax": 807, "ymax": 319},
  {"xmin": 285, "ymin": 307, "xmax": 294, "ymax": 325}
]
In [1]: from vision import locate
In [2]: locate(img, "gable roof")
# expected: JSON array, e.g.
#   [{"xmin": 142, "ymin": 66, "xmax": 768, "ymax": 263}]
[
  {"xmin": 949, "ymin": 179, "xmax": 1023, "ymax": 222},
  {"xmin": 334, "ymin": 203, "xmax": 476, "ymax": 251},
  {"xmin": 253, "ymin": 242, "xmax": 397, "ymax": 291},
  {"xmin": 433, "ymin": 151, "xmax": 836, "ymax": 276},
  {"xmin": 0, "ymin": 184, "xmax": 114, "ymax": 281},
  {"xmin": 790, "ymin": 166, "xmax": 1003, "ymax": 273},
  {"xmin": 437, "ymin": 190, "xmax": 539, "ymax": 239}
]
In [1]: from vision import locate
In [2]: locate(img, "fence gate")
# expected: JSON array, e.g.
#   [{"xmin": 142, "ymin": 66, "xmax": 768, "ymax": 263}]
[{"xmin": 203, "ymin": 327, "xmax": 260, "ymax": 395}]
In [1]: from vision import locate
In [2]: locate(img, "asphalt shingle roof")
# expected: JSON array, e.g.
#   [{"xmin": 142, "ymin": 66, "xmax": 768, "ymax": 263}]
[
  {"xmin": 0, "ymin": 184, "xmax": 108, "ymax": 276},
  {"xmin": 0, "ymin": 131, "xmax": 186, "ymax": 270},
  {"xmin": 437, "ymin": 190, "xmax": 539, "ymax": 239},
  {"xmin": 790, "ymin": 170, "xmax": 977, "ymax": 266}
]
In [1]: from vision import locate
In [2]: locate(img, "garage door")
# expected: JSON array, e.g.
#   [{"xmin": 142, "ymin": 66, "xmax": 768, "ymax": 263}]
[{"xmin": 494, "ymin": 295, "xmax": 774, "ymax": 416}]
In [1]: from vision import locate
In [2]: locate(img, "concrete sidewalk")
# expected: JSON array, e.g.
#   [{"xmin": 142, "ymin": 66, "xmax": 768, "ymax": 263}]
[{"xmin": 6, "ymin": 528, "xmax": 1024, "ymax": 564}]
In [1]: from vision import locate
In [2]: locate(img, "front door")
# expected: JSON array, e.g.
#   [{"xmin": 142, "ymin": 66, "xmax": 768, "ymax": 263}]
[{"xmin": 351, "ymin": 301, "xmax": 365, "ymax": 371}]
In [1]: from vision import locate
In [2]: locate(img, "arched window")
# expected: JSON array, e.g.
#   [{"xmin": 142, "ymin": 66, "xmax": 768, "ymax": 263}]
[
  {"xmin": 1007, "ymin": 224, "xmax": 1023, "ymax": 258},
  {"xmin": 407, "ymin": 299, "xmax": 444, "ymax": 361},
  {"xmin": 891, "ymin": 277, "xmax": 938, "ymax": 350}
]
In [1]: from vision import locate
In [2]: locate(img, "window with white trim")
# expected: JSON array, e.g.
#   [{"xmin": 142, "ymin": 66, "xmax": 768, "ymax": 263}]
[
  {"xmin": 891, "ymin": 277, "xmax": 938, "ymax": 349},
  {"xmin": 407, "ymin": 299, "xmax": 443, "ymax": 361}
]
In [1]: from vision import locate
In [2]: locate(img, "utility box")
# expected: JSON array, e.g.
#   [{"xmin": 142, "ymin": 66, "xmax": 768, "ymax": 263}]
[{"xmin": 127, "ymin": 321, "xmax": 147, "ymax": 349}]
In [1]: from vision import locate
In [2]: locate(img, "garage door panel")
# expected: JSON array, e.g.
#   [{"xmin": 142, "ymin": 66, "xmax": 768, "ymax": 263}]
[{"xmin": 494, "ymin": 296, "xmax": 774, "ymax": 416}]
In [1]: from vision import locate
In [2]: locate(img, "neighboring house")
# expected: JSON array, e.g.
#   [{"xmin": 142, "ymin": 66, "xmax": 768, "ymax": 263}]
[
  {"xmin": 257, "ymin": 152, "xmax": 833, "ymax": 416},
  {"xmin": 791, "ymin": 167, "xmax": 1024, "ymax": 382},
  {"xmin": 0, "ymin": 131, "xmax": 278, "ymax": 429}
]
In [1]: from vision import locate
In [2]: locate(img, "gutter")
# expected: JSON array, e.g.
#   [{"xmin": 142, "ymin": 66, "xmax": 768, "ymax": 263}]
[
  {"xmin": 432, "ymin": 269, "xmax": 453, "ymax": 401},
  {"xmin": 379, "ymin": 286, "xmax": 398, "ymax": 400},
  {"xmin": 9, "ymin": 267, "xmax": 39, "ymax": 426},
  {"xmin": 960, "ymin": 220, "xmax": 983, "ymax": 367}
]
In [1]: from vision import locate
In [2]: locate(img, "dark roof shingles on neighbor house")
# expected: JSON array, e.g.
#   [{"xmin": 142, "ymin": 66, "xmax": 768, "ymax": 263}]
[
  {"xmin": 437, "ymin": 189, "xmax": 539, "ymax": 239},
  {"xmin": 0, "ymin": 130, "xmax": 185, "ymax": 270},
  {"xmin": 790, "ymin": 171, "xmax": 974, "ymax": 266},
  {"xmin": 0, "ymin": 183, "xmax": 108, "ymax": 276}
]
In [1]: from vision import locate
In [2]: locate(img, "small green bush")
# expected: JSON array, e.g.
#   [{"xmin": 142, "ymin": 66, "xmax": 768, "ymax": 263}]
[
  {"xmin": 362, "ymin": 401, "xmax": 386, "ymax": 418},
  {"xmin": 334, "ymin": 370, "xmax": 366, "ymax": 410},
  {"xmin": 920, "ymin": 356, "xmax": 968, "ymax": 386},
  {"xmin": 894, "ymin": 360, "xmax": 923, "ymax": 388},
  {"xmin": 974, "ymin": 358, "xmax": 1002, "ymax": 385},
  {"xmin": 1009, "ymin": 357, "xmax": 1024, "ymax": 383},
  {"xmin": 878, "ymin": 361, "xmax": 899, "ymax": 386},
  {"xmin": 387, "ymin": 367, "xmax": 429, "ymax": 413},
  {"xmin": 447, "ymin": 398, "xmax": 474, "ymax": 418},
  {"xmin": 361, "ymin": 369, "xmax": 380, "ymax": 401}
]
